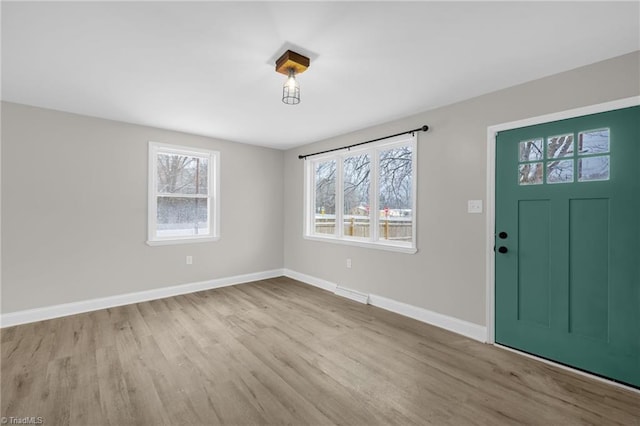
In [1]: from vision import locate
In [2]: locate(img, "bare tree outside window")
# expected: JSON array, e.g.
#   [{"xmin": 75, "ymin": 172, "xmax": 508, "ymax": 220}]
[
  {"xmin": 546, "ymin": 134, "xmax": 574, "ymax": 159},
  {"xmin": 519, "ymin": 139, "xmax": 543, "ymax": 162},
  {"xmin": 314, "ymin": 160, "xmax": 336, "ymax": 234},
  {"xmin": 305, "ymin": 136, "xmax": 416, "ymax": 250},
  {"xmin": 545, "ymin": 134, "xmax": 574, "ymax": 183},
  {"xmin": 343, "ymin": 154, "xmax": 370, "ymax": 237},
  {"xmin": 156, "ymin": 153, "xmax": 209, "ymax": 236},
  {"xmin": 519, "ymin": 162, "xmax": 543, "ymax": 185},
  {"xmin": 157, "ymin": 153, "xmax": 208, "ymax": 194},
  {"xmin": 379, "ymin": 146, "xmax": 412, "ymax": 241},
  {"xmin": 518, "ymin": 139, "xmax": 544, "ymax": 185}
]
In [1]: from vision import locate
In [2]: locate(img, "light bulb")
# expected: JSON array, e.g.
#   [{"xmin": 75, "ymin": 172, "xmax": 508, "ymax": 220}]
[
  {"xmin": 282, "ymin": 68, "xmax": 300, "ymax": 105},
  {"xmin": 285, "ymin": 69, "xmax": 298, "ymax": 90},
  {"xmin": 286, "ymin": 75, "xmax": 297, "ymax": 90}
]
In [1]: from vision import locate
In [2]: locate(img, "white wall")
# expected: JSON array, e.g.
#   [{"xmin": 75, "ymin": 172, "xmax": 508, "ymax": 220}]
[
  {"xmin": 1, "ymin": 103, "xmax": 284, "ymax": 313},
  {"xmin": 283, "ymin": 51, "xmax": 640, "ymax": 326}
]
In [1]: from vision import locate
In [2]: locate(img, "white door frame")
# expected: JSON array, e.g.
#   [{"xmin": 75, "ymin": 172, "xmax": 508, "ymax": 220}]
[{"xmin": 485, "ymin": 96, "xmax": 640, "ymax": 344}]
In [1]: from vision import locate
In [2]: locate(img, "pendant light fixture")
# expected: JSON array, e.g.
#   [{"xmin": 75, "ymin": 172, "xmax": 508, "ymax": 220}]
[{"xmin": 275, "ymin": 50, "xmax": 310, "ymax": 105}]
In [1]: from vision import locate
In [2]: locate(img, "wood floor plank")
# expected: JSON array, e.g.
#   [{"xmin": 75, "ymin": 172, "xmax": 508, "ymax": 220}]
[
  {"xmin": 1, "ymin": 320, "xmax": 55, "ymax": 418},
  {"xmin": 40, "ymin": 356, "xmax": 73, "ymax": 425},
  {"xmin": 114, "ymin": 321, "xmax": 171, "ymax": 426},
  {"xmin": 2, "ymin": 277, "xmax": 638, "ymax": 425},
  {"xmin": 95, "ymin": 346, "xmax": 133, "ymax": 426},
  {"xmin": 69, "ymin": 351, "xmax": 103, "ymax": 426},
  {"xmin": 0, "ymin": 327, "xmax": 16, "ymax": 343}
]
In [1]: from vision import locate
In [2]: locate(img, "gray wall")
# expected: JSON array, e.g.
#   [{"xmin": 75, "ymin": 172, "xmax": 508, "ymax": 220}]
[
  {"xmin": 283, "ymin": 51, "xmax": 640, "ymax": 326},
  {"xmin": 2, "ymin": 52, "xmax": 638, "ymax": 323},
  {"xmin": 1, "ymin": 103, "xmax": 284, "ymax": 313}
]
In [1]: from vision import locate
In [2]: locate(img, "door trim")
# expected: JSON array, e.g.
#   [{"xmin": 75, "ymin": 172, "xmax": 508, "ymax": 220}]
[{"xmin": 485, "ymin": 96, "xmax": 640, "ymax": 344}]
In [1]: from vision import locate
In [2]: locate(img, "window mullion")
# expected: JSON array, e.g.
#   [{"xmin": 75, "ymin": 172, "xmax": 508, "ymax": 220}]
[
  {"xmin": 336, "ymin": 156, "xmax": 344, "ymax": 238},
  {"xmin": 208, "ymin": 154, "xmax": 214, "ymax": 236},
  {"xmin": 307, "ymin": 161, "xmax": 314, "ymax": 236},
  {"xmin": 149, "ymin": 145, "xmax": 158, "ymax": 241},
  {"xmin": 370, "ymin": 148, "xmax": 379, "ymax": 242},
  {"xmin": 410, "ymin": 137, "xmax": 417, "ymax": 248}
]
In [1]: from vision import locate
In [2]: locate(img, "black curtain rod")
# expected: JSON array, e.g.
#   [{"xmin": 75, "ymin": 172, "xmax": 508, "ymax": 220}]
[{"xmin": 298, "ymin": 125, "xmax": 429, "ymax": 160}]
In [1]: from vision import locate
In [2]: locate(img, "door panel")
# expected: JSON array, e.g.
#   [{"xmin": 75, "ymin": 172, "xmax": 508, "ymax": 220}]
[
  {"xmin": 495, "ymin": 106, "xmax": 639, "ymax": 388},
  {"xmin": 517, "ymin": 199, "xmax": 550, "ymax": 326},
  {"xmin": 568, "ymin": 198, "xmax": 609, "ymax": 341}
]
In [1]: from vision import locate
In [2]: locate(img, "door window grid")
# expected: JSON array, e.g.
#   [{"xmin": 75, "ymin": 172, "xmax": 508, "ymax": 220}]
[
  {"xmin": 517, "ymin": 129, "xmax": 610, "ymax": 185},
  {"xmin": 518, "ymin": 139, "xmax": 544, "ymax": 185},
  {"xmin": 577, "ymin": 129, "xmax": 610, "ymax": 182}
]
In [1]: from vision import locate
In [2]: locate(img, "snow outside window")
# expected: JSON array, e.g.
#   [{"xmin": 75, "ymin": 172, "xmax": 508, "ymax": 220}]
[{"xmin": 147, "ymin": 142, "xmax": 220, "ymax": 246}]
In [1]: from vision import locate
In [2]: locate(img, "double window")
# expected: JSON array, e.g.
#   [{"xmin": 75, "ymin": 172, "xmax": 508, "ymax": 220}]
[
  {"xmin": 147, "ymin": 142, "xmax": 220, "ymax": 245},
  {"xmin": 304, "ymin": 134, "xmax": 417, "ymax": 253}
]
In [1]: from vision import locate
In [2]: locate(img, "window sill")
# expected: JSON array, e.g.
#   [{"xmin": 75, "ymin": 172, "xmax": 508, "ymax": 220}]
[
  {"xmin": 146, "ymin": 236, "xmax": 220, "ymax": 246},
  {"xmin": 303, "ymin": 235, "xmax": 417, "ymax": 254}
]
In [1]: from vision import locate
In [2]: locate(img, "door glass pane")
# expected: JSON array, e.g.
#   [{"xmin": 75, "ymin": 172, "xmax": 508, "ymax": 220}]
[
  {"xmin": 519, "ymin": 162, "xmax": 543, "ymax": 185},
  {"xmin": 343, "ymin": 154, "xmax": 370, "ymax": 238},
  {"xmin": 157, "ymin": 197, "xmax": 209, "ymax": 237},
  {"xmin": 578, "ymin": 129, "xmax": 609, "ymax": 155},
  {"xmin": 314, "ymin": 160, "xmax": 336, "ymax": 235},
  {"xmin": 579, "ymin": 156, "xmax": 610, "ymax": 182},
  {"xmin": 379, "ymin": 146, "xmax": 412, "ymax": 242},
  {"xmin": 519, "ymin": 139, "xmax": 543, "ymax": 162},
  {"xmin": 157, "ymin": 153, "xmax": 208, "ymax": 194},
  {"xmin": 547, "ymin": 160, "xmax": 574, "ymax": 184},
  {"xmin": 546, "ymin": 134, "xmax": 574, "ymax": 159}
]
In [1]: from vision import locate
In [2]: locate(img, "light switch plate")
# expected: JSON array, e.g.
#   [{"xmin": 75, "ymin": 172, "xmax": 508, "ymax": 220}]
[{"xmin": 468, "ymin": 200, "xmax": 483, "ymax": 213}]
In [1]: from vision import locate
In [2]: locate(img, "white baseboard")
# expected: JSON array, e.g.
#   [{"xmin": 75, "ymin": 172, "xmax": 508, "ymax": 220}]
[
  {"xmin": 335, "ymin": 286, "xmax": 369, "ymax": 304},
  {"xmin": 0, "ymin": 269, "xmax": 284, "ymax": 328},
  {"xmin": 283, "ymin": 269, "xmax": 487, "ymax": 343},
  {"xmin": 282, "ymin": 269, "xmax": 338, "ymax": 292},
  {"xmin": 5, "ymin": 267, "xmax": 488, "ymax": 343},
  {"xmin": 368, "ymin": 294, "xmax": 487, "ymax": 342},
  {"xmin": 282, "ymin": 269, "xmax": 368, "ymax": 303}
]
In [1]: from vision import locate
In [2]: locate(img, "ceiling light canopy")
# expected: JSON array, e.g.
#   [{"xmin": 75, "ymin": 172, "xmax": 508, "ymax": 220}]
[{"xmin": 276, "ymin": 50, "xmax": 310, "ymax": 105}]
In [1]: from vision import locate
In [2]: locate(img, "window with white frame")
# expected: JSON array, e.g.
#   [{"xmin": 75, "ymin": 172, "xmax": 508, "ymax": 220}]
[
  {"xmin": 147, "ymin": 142, "xmax": 220, "ymax": 245},
  {"xmin": 304, "ymin": 134, "xmax": 417, "ymax": 253}
]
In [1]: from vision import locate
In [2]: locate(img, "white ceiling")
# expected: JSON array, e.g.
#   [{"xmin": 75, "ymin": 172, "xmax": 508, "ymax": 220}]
[{"xmin": 2, "ymin": 2, "xmax": 639, "ymax": 149}]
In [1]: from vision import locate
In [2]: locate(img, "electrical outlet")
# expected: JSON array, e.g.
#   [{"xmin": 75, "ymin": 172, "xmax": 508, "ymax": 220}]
[
  {"xmin": 346, "ymin": 258, "xmax": 352, "ymax": 269},
  {"xmin": 186, "ymin": 256, "xmax": 193, "ymax": 265}
]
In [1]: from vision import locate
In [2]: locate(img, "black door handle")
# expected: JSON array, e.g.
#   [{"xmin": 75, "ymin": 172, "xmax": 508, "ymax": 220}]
[{"xmin": 498, "ymin": 246, "xmax": 508, "ymax": 254}]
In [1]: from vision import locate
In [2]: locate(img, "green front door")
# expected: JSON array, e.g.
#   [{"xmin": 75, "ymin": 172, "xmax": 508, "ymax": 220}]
[{"xmin": 495, "ymin": 106, "xmax": 640, "ymax": 388}]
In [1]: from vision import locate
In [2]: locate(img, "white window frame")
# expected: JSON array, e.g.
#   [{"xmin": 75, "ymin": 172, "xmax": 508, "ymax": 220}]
[
  {"xmin": 303, "ymin": 133, "xmax": 417, "ymax": 254},
  {"xmin": 147, "ymin": 142, "xmax": 220, "ymax": 246}
]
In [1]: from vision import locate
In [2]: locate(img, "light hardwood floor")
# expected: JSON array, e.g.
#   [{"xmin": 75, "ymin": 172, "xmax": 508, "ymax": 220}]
[{"xmin": 1, "ymin": 277, "xmax": 638, "ymax": 425}]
